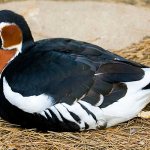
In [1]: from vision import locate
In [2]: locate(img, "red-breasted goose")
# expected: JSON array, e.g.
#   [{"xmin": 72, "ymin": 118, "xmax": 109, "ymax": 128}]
[{"xmin": 0, "ymin": 10, "xmax": 150, "ymax": 132}]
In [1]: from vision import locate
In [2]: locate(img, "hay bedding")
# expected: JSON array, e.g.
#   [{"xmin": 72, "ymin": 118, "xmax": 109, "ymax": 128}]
[{"xmin": 0, "ymin": 38, "xmax": 150, "ymax": 150}]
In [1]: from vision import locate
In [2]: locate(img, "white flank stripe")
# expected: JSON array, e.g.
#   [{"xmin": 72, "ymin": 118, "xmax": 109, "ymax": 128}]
[
  {"xmin": 3, "ymin": 77, "xmax": 53, "ymax": 113},
  {"xmin": 40, "ymin": 111, "xmax": 47, "ymax": 119},
  {"xmin": 79, "ymin": 101, "xmax": 104, "ymax": 121},
  {"xmin": 94, "ymin": 73, "xmax": 103, "ymax": 76},
  {"xmin": 95, "ymin": 94, "xmax": 104, "ymax": 107},
  {"xmin": 44, "ymin": 109, "xmax": 52, "ymax": 118},
  {"xmin": 55, "ymin": 103, "xmax": 76, "ymax": 123},
  {"xmin": 50, "ymin": 106, "xmax": 63, "ymax": 122},
  {"xmin": 63, "ymin": 102, "xmax": 97, "ymax": 129}
]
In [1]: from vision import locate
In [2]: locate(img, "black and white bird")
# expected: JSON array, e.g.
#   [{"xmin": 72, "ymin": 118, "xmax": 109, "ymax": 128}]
[{"xmin": 0, "ymin": 10, "xmax": 150, "ymax": 132}]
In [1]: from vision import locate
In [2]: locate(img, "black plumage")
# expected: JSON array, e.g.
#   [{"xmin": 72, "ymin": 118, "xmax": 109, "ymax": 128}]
[{"xmin": 2, "ymin": 38, "xmax": 145, "ymax": 107}]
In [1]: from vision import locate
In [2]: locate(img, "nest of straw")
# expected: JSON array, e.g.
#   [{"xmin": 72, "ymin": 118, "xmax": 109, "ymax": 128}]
[{"xmin": 0, "ymin": 37, "xmax": 150, "ymax": 150}]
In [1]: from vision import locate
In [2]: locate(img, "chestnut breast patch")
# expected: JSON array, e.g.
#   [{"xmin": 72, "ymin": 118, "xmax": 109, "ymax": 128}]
[{"xmin": 0, "ymin": 48, "xmax": 17, "ymax": 72}]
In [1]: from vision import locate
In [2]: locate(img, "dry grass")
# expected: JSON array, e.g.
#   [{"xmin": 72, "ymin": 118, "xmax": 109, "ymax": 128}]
[
  {"xmin": 0, "ymin": 38, "xmax": 150, "ymax": 150},
  {"xmin": 114, "ymin": 36, "xmax": 150, "ymax": 66}
]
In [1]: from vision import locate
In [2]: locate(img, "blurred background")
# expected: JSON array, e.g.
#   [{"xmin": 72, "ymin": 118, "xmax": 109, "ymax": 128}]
[{"xmin": 0, "ymin": 0, "xmax": 149, "ymax": 50}]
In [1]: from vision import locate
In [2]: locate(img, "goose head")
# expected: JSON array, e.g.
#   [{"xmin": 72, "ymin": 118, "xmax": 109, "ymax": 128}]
[
  {"xmin": 0, "ymin": 23, "xmax": 22, "ymax": 73},
  {"xmin": 0, "ymin": 10, "xmax": 34, "ymax": 73}
]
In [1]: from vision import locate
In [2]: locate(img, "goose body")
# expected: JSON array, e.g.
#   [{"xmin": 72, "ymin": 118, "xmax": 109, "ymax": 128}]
[{"xmin": 0, "ymin": 10, "xmax": 150, "ymax": 131}]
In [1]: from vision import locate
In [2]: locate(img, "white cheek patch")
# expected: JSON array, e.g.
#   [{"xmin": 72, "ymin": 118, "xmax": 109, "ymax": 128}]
[
  {"xmin": 0, "ymin": 22, "xmax": 11, "ymax": 30},
  {"xmin": 3, "ymin": 42, "xmax": 22, "ymax": 52},
  {"xmin": 3, "ymin": 77, "xmax": 54, "ymax": 113},
  {"xmin": 7, "ymin": 43, "xmax": 22, "ymax": 63}
]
